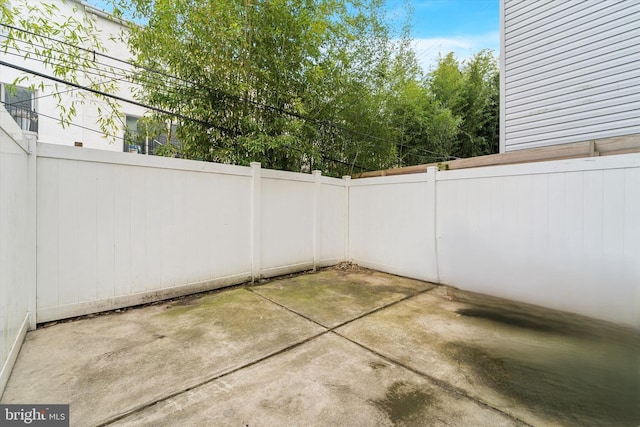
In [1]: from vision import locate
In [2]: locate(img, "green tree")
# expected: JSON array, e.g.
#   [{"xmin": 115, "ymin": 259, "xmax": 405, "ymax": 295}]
[
  {"xmin": 456, "ymin": 49, "xmax": 499, "ymax": 157},
  {"xmin": 116, "ymin": 0, "xmax": 409, "ymax": 175},
  {"xmin": 422, "ymin": 50, "xmax": 499, "ymax": 161}
]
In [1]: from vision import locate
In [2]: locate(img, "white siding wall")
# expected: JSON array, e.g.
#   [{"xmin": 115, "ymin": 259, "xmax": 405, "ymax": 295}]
[
  {"xmin": 502, "ymin": 0, "xmax": 640, "ymax": 151},
  {"xmin": 0, "ymin": 0, "xmax": 145, "ymax": 151},
  {"xmin": 0, "ymin": 108, "xmax": 35, "ymax": 395}
]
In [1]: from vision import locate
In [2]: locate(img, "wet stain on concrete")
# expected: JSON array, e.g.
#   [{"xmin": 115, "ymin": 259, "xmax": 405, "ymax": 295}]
[
  {"xmin": 456, "ymin": 307, "xmax": 560, "ymax": 333},
  {"xmin": 252, "ymin": 269, "xmax": 433, "ymax": 327},
  {"xmin": 447, "ymin": 291, "xmax": 640, "ymax": 426},
  {"xmin": 447, "ymin": 337, "xmax": 640, "ymax": 426},
  {"xmin": 371, "ymin": 381, "xmax": 434, "ymax": 425},
  {"xmin": 450, "ymin": 288, "xmax": 634, "ymax": 341}
]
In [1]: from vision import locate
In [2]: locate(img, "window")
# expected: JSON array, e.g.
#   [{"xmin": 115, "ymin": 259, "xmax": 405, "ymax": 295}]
[
  {"xmin": 123, "ymin": 116, "xmax": 180, "ymax": 156},
  {"xmin": 1, "ymin": 84, "xmax": 38, "ymax": 132},
  {"xmin": 123, "ymin": 115, "xmax": 143, "ymax": 153}
]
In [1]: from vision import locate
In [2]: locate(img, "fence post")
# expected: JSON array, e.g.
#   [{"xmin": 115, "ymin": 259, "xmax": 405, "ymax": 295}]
[
  {"xmin": 26, "ymin": 134, "xmax": 37, "ymax": 329},
  {"xmin": 312, "ymin": 170, "xmax": 322, "ymax": 271},
  {"xmin": 251, "ymin": 162, "xmax": 261, "ymax": 283},
  {"xmin": 342, "ymin": 175, "xmax": 351, "ymax": 263},
  {"xmin": 426, "ymin": 166, "xmax": 439, "ymax": 283}
]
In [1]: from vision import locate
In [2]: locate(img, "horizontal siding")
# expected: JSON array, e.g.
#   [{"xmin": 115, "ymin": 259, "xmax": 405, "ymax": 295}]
[
  {"xmin": 506, "ymin": 67, "xmax": 640, "ymax": 108},
  {"xmin": 503, "ymin": 0, "xmax": 640, "ymax": 151},
  {"xmin": 505, "ymin": 0, "xmax": 575, "ymax": 36},
  {"xmin": 508, "ymin": 125, "xmax": 640, "ymax": 151},
  {"xmin": 508, "ymin": 23, "xmax": 640, "ymax": 76},
  {"xmin": 507, "ymin": 97, "xmax": 640, "ymax": 132},
  {"xmin": 507, "ymin": 1, "xmax": 615, "ymax": 47},
  {"xmin": 507, "ymin": 110, "xmax": 639, "ymax": 140},
  {"xmin": 504, "ymin": 0, "xmax": 553, "ymax": 19},
  {"xmin": 507, "ymin": 7, "xmax": 639, "ymax": 62},
  {"xmin": 506, "ymin": 37, "xmax": 640, "ymax": 89}
]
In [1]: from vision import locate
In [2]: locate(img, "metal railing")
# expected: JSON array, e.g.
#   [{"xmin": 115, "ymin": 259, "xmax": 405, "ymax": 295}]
[{"xmin": 1, "ymin": 102, "xmax": 38, "ymax": 133}]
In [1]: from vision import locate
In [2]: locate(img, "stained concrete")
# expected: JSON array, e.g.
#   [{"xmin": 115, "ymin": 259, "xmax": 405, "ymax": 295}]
[
  {"xmin": 336, "ymin": 285, "xmax": 640, "ymax": 426},
  {"xmin": 2, "ymin": 268, "xmax": 639, "ymax": 426},
  {"xmin": 252, "ymin": 269, "xmax": 434, "ymax": 327},
  {"xmin": 112, "ymin": 334, "xmax": 517, "ymax": 427}
]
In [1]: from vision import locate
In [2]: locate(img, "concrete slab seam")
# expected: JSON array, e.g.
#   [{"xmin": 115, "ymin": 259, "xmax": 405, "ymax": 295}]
[
  {"xmin": 247, "ymin": 286, "xmax": 530, "ymax": 425},
  {"xmin": 331, "ymin": 330, "xmax": 532, "ymax": 427},
  {"xmin": 97, "ymin": 286, "xmax": 438, "ymax": 426},
  {"xmin": 247, "ymin": 284, "xmax": 439, "ymax": 331},
  {"xmin": 95, "ymin": 330, "xmax": 328, "ymax": 427}
]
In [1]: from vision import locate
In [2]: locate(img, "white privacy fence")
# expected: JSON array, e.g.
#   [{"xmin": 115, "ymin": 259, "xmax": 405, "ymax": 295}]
[
  {"xmin": 0, "ymin": 110, "xmax": 36, "ymax": 394},
  {"xmin": 35, "ymin": 144, "xmax": 347, "ymax": 322},
  {"xmin": 2, "ymin": 128, "xmax": 639, "ymax": 396},
  {"xmin": 349, "ymin": 155, "xmax": 640, "ymax": 329}
]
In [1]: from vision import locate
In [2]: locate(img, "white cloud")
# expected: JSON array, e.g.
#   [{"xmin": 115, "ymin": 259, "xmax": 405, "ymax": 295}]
[{"xmin": 410, "ymin": 31, "xmax": 499, "ymax": 72}]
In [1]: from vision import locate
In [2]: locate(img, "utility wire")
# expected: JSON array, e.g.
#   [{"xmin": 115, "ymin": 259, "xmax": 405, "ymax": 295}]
[
  {"xmin": 1, "ymin": 100, "xmax": 125, "ymax": 142},
  {"xmin": 0, "ymin": 60, "xmax": 237, "ymax": 134},
  {"xmin": 1, "ymin": 22, "xmax": 401, "ymax": 149},
  {"xmin": 1, "ymin": 23, "xmax": 446, "ymax": 167},
  {"xmin": 1, "ymin": 37, "xmax": 182, "ymax": 95}
]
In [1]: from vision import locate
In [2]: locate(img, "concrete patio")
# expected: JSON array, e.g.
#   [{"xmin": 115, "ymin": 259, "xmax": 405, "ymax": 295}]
[{"xmin": 2, "ymin": 267, "xmax": 638, "ymax": 426}]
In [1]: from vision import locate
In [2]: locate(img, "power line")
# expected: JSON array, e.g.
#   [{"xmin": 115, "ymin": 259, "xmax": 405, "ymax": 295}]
[
  {"xmin": 1, "ymin": 22, "xmax": 402, "ymax": 149},
  {"xmin": 1, "ymin": 100, "xmax": 125, "ymax": 142},
  {"xmin": 0, "ymin": 24, "xmax": 202, "ymax": 95},
  {"xmin": 1, "ymin": 36, "xmax": 184, "ymax": 96},
  {"xmin": 1, "ymin": 22, "xmax": 443, "ymax": 169},
  {"xmin": 0, "ymin": 59, "xmax": 237, "ymax": 134}
]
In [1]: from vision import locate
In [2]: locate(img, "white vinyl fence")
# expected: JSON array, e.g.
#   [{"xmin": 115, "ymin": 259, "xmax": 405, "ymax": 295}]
[
  {"xmin": 2, "ymin": 129, "xmax": 639, "ymax": 397},
  {"xmin": 35, "ymin": 144, "xmax": 348, "ymax": 322},
  {"xmin": 348, "ymin": 171, "xmax": 438, "ymax": 282},
  {"xmin": 349, "ymin": 154, "xmax": 640, "ymax": 328},
  {"xmin": 0, "ymin": 110, "xmax": 36, "ymax": 394}
]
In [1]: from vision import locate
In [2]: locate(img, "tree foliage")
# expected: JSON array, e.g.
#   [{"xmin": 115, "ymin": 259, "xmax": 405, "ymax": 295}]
[
  {"xmin": 1, "ymin": 0, "xmax": 500, "ymax": 174},
  {"xmin": 116, "ymin": 0, "xmax": 411, "ymax": 175},
  {"xmin": 389, "ymin": 50, "xmax": 500, "ymax": 166}
]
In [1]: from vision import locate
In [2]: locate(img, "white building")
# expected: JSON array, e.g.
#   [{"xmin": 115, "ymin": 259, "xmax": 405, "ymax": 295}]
[
  {"xmin": 500, "ymin": 0, "xmax": 640, "ymax": 152},
  {"xmin": 0, "ymin": 0, "xmax": 147, "ymax": 152}
]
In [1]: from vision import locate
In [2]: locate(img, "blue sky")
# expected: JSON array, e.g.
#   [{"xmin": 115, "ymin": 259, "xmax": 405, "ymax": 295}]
[
  {"xmin": 394, "ymin": 0, "xmax": 500, "ymax": 70},
  {"xmin": 85, "ymin": 0, "xmax": 499, "ymax": 71}
]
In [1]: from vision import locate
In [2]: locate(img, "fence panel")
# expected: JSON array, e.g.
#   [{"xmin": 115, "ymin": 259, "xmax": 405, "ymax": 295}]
[
  {"xmin": 259, "ymin": 170, "xmax": 315, "ymax": 277},
  {"xmin": 318, "ymin": 176, "xmax": 348, "ymax": 267},
  {"xmin": 36, "ymin": 145, "xmax": 254, "ymax": 322},
  {"xmin": 436, "ymin": 155, "xmax": 640, "ymax": 327},
  {"xmin": 0, "ymin": 113, "xmax": 35, "ymax": 395},
  {"xmin": 348, "ymin": 172, "xmax": 439, "ymax": 282}
]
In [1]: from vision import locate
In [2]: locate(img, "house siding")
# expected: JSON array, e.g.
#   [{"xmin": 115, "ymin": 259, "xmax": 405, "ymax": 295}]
[
  {"xmin": 501, "ymin": 0, "xmax": 640, "ymax": 152},
  {"xmin": 0, "ymin": 0, "xmax": 145, "ymax": 152}
]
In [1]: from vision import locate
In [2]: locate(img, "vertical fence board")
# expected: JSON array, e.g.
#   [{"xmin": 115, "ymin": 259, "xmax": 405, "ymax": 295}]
[
  {"xmin": 114, "ymin": 166, "xmax": 133, "ymax": 297},
  {"xmin": 95, "ymin": 162, "xmax": 116, "ymax": 300},
  {"xmin": 36, "ymin": 159, "xmax": 59, "ymax": 310},
  {"xmin": 56, "ymin": 160, "xmax": 79, "ymax": 306},
  {"xmin": 77, "ymin": 161, "xmax": 98, "ymax": 303}
]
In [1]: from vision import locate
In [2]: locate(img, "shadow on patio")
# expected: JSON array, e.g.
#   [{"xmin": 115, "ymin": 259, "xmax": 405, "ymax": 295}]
[{"xmin": 2, "ymin": 267, "xmax": 639, "ymax": 426}]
